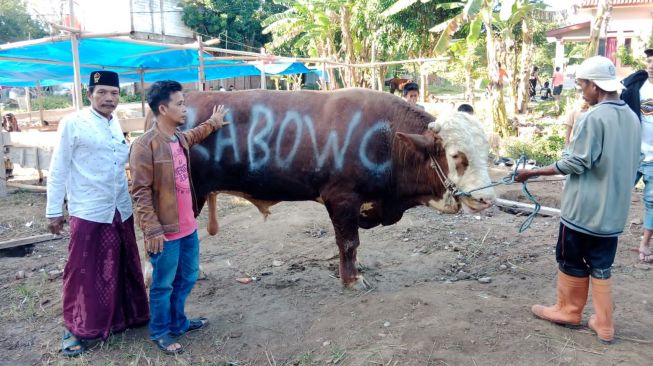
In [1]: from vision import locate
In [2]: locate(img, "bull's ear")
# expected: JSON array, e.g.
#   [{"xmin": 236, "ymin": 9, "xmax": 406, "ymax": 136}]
[{"xmin": 396, "ymin": 132, "xmax": 434, "ymax": 153}]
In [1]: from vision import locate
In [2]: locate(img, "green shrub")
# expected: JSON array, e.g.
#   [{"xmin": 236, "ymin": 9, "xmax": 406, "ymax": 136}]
[
  {"xmin": 503, "ymin": 132, "xmax": 565, "ymax": 166},
  {"xmin": 30, "ymin": 95, "xmax": 71, "ymax": 111}
]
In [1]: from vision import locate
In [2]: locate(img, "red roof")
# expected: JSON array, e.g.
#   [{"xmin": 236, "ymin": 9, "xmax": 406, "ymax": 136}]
[{"xmin": 582, "ymin": 0, "xmax": 653, "ymax": 7}]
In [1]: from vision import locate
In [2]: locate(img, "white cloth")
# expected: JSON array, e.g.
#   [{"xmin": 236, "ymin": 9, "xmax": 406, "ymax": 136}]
[
  {"xmin": 46, "ymin": 108, "xmax": 132, "ymax": 223},
  {"xmin": 639, "ymin": 80, "xmax": 653, "ymax": 162}
]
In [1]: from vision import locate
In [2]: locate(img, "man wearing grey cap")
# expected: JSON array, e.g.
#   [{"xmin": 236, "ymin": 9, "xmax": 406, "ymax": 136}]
[
  {"xmin": 622, "ymin": 48, "xmax": 653, "ymax": 265},
  {"xmin": 514, "ymin": 56, "xmax": 641, "ymax": 343},
  {"xmin": 46, "ymin": 71, "xmax": 149, "ymax": 356}
]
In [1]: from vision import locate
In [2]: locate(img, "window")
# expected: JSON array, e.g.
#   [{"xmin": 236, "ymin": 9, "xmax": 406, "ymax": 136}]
[{"xmin": 625, "ymin": 38, "xmax": 632, "ymax": 50}]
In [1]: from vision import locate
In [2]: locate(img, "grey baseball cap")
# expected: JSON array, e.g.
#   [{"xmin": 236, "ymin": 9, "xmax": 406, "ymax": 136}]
[{"xmin": 575, "ymin": 56, "xmax": 623, "ymax": 92}]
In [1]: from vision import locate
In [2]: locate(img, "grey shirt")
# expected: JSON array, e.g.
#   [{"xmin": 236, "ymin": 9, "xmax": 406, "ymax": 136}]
[{"xmin": 555, "ymin": 100, "xmax": 641, "ymax": 237}]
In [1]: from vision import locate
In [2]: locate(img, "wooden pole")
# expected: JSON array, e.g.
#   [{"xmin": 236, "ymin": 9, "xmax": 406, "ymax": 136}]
[
  {"xmin": 419, "ymin": 63, "xmax": 426, "ymax": 103},
  {"xmin": 24, "ymin": 87, "xmax": 32, "ymax": 122},
  {"xmin": 197, "ymin": 35, "xmax": 206, "ymax": 91},
  {"xmin": 0, "ymin": 56, "xmax": 142, "ymax": 71},
  {"xmin": 0, "ymin": 35, "xmax": 70, "ymax": 51},
  {"xmin": 260, "ymin": 47, "xmax": 267, "ymax": 90},
  {"xmin": 371, "ymin": 39, "xmax": 377, "ymax": 91},
  {"xmin": 321, "ymin": 62, "xmax": 327, "ymax": 90},
  {"xmin": 69, "ymin": 0, "xmax": 83, "ymax": 111},
  {"xmin": 36, "ymin": 81, "xmax": 45, "ymax": 126},
  {"xmin": 139, "ymin": 70, "xmax": 146, "ymax": 117},
  {"xmin": 71, "ymin": 34, "xmax": 83, "ymax": 111}
]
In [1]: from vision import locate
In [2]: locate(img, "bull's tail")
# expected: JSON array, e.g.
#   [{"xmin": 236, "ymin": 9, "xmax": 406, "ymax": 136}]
[{"xmin": 207, "ymin": 192, "xmax": 219, "ymax": 236}]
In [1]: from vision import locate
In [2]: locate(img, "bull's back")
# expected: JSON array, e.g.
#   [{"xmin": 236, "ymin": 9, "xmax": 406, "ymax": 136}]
[{"xmin": 183, "ymin": 89, "xmax": 424, "ymax": 201}]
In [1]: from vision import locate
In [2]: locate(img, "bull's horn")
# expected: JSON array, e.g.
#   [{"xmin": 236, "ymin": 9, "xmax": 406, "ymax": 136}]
[{"xmin": 428, "ymin": 121, "xmax": 442, "ymax": 133}]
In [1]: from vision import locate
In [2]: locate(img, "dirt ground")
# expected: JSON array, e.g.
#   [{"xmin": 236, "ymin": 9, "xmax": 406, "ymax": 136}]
[{"xmin": 1, "ymin": 166, "xmax": 652, "ymax": 366}]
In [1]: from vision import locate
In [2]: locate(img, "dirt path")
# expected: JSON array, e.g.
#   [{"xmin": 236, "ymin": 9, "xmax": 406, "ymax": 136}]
[{"xmin": 1, "ymin": 171, "xmax": 652, "ymax": 365}]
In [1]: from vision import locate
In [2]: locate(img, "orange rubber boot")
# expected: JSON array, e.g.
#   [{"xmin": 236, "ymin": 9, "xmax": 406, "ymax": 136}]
[
  {"xmin": 588, "ymin": 277, "xmax": 614, "ymax": 343},
  {"xmin": 532, "ymin": 270, "xmax": 589, "ymax": 326}
]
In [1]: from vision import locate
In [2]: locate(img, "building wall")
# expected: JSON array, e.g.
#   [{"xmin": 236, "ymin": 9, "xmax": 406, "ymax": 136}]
[{"xmin": 130, "ymin": 0, "xmax": 194, "ymax": 39}]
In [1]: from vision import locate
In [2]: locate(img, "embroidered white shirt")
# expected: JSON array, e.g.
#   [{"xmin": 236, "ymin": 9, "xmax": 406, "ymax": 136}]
[{"xmin": 46, "ymin": 108, "xmax": 132, "ymax": 223}]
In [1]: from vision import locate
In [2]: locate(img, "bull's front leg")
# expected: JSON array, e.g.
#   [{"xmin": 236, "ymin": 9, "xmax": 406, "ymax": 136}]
[{"xmin": 324, "ymin": 194, "xmax": 371, "ymax": 290}]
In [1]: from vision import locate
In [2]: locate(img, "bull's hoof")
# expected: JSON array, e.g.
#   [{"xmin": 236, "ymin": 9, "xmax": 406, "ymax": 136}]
[{"xmin": 346, "ymin": 276, "xmax": 373, "ymax": 291}]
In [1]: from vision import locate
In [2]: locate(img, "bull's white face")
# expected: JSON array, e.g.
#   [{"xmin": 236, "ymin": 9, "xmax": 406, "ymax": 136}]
[{"xmin": 427, "ymin": 112, "xmax": 495, "ymax": 213}]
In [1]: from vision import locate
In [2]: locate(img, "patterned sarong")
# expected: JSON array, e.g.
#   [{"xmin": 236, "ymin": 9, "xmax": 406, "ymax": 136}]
[{"xmin": 63, "ymin": 210, "xmax": 149, "ymax": 339}]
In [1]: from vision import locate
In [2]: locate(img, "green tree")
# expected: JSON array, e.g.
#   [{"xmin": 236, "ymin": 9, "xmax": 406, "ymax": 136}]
[
  {"xmin": 0, "ymin": 0, "xmax": 47, "ymax": 44},
  {"xmin": 181, "ymin": 0, "xmax": 285, "ymax": 50}
]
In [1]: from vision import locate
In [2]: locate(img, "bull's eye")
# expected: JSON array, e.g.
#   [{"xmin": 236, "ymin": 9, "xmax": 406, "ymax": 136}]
[{"xmin": 451, "ymin": 154, "xmax": 459, "ymax": 159}]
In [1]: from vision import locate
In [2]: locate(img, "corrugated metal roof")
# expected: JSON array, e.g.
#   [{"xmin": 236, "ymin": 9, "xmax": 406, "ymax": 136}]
[{"xmin": 582, "ymin": 0, "xmax": 653, "ymax": 7}]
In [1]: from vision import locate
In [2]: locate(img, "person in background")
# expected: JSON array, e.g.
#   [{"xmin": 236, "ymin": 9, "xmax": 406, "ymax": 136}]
[
  {"xmin": 529, "ymin": 66, "xmax": 540, "ymax": 102},
  {"xmin": 621, "ymin": 47, "xmax": 653, "ymax": 264},
  {"xmin": 553, "ymin": 66, "xmax": 565, "ymax": 111},
  {"xmin": 46, "ymin": 70, "xmax": 149, "ymax": 357},
  {"xmin": 402, "ymin": 82, "xmax": 424, "ymax": 110},
  {"xmin": 457, "ymin": 103, "xmax": 474, "ymax": 115}
]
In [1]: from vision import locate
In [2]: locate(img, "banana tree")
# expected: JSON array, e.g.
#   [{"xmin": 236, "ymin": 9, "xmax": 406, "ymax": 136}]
[
  {"xmin": 262, "ymin": 0, "xmax": 341, "ymax": 89},
  {"xmin": 384, "ymin": 0, "xmax": 515, "ymax": 136},
  {"xmin": 586, "ymin": 0, "xmax": 610, "ymax": 57}
]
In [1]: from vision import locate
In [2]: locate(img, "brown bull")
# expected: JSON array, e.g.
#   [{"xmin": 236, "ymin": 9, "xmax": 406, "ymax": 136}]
[{"xmin": 143, "ymin": 88, "xmax": 495, "ymax": 289}]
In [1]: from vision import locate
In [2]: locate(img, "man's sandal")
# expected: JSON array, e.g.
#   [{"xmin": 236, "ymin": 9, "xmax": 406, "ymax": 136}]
[
  {"xmin": 172, "ymin": 317, "xmax": 209, "ymax": 337},
  {"xmin": 62, "ymin": 331, "xmax": 85, "ymax": 357},
  {"xmin": 152, "ymin": 334, "xmax": 183, "ymax": 355}
]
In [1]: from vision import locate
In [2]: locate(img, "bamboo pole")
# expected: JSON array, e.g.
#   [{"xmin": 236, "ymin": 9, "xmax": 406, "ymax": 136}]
[
  {"xmin": 78, "ymin": 32, "xmax": 132, "ymax": 39},
  {"xmin": 0, "ymin": 56, "xmax": 142, "ymax": 71},
  {"xmin": 36, "ymin": 81, "xmax": 45, "ymax": 126},
  {"xmin": 197, "ymin": 35, "xmax": 206, "ymax": 91},
  {"xmin": 0, "ymin": 35, "xmax": 70, "ymax": 51},
  {"xmin": 71, "ymin": 34, "xmax": 83, "ymax": 111},
  {"xmin": 24, "ymin": 87, "xmax": 32, "ymax": 122},
  {"xmin": 139, "ymin": 70, "xmax": 145, "ymax": 117},
  {"xmin": 260, "ymin": 48, "xmax": 267, "ymax": 90}
]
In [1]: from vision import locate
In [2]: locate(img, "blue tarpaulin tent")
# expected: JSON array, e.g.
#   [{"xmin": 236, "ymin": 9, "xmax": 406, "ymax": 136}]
[{"xmin": 0, "ymin": 37, "xmax": 314, "ymax": 87}]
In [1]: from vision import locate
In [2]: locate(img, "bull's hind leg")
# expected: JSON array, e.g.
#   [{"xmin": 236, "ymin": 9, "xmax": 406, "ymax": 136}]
[{"xmin": 324, "ymin": 195, "xmax": 371, "ymax": 290}]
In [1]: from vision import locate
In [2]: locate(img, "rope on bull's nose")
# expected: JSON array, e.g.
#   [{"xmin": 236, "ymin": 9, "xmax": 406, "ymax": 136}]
[{"xmin": 454, "ymin": 155, "xmax": 542, "ymax": 233}]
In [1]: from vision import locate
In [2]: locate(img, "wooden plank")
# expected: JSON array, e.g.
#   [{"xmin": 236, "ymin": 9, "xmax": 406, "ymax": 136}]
[
  {"xmin": 0, "ymin": 234, "xmax": 61, "ymax": 251},
  {"xmin": 5, "ymin": 146, "xmax": 53, "ymax": 171},
  {"xmin": 7, "ymin": 182, "xmax": 47, "ymax": 192},
  {"xmin": 495, "ymin": 198, "xmax": 561, "ymax": 216}
]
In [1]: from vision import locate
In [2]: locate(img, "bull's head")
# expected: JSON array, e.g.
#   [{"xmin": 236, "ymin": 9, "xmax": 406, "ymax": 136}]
[{"xmin": 396, "ymin": 112, "xmax": 495, "ymax": 214}]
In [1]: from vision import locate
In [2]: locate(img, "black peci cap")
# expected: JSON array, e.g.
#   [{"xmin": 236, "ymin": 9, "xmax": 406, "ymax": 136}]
[{"xmin": 88, "ymin": 70, "xmax": 119, "ymax": 88}]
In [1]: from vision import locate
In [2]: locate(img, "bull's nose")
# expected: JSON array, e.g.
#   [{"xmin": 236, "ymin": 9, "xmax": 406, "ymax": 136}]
[{"xmin": 477, "ymin": 197, "xmax": 496, "ymax": 207}]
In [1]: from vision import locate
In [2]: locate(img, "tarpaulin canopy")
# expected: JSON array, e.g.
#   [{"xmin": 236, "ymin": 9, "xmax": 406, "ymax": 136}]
[{"xmin": 0, "ymin": 37, "xmax": 314, "ymax": 87}]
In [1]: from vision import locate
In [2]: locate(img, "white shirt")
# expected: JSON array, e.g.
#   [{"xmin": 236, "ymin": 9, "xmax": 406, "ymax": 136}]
[
  {"xmin": 639, "ymin": 80, "xmax": 653, "ymax": 162},
  {"xmin": 46, "ymin": 108, "xmax": 132, "ymax": 223}
]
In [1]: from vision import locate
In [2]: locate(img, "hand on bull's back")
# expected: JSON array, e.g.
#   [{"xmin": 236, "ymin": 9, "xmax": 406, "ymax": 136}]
[{"xmin": 208, "ymin": 104, "xmax": 230, "ymax": 130}]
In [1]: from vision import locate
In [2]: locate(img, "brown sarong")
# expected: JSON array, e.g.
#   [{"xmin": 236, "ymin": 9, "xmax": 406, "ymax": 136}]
[{"xmin": 63, "ymin": 210, "xmax": 149, "ymax": 339}]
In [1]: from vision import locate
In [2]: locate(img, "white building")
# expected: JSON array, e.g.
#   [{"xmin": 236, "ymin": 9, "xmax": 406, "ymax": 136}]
[
  {"xmin": 546, "ymin": 0, "xmax": 653, "ymax": 76},
  {"xmin": 28, "ymin": 0, "xmax": 195, "ymax": 44}
]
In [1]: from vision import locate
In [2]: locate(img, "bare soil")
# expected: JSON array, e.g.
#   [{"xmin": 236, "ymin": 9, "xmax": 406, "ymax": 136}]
[{"xmin": 1, "ymin": 166, "xmax": 652, "ymax": 366}]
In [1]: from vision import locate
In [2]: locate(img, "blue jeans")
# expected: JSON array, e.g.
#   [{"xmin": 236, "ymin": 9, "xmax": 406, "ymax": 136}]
[
  {"xmin": 636, "ymin": 170, "xmax": 653, "ymax": 230},
  {"xmin": 148, "ymin": 230, "xmax": 199, "ymax": 340}
]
